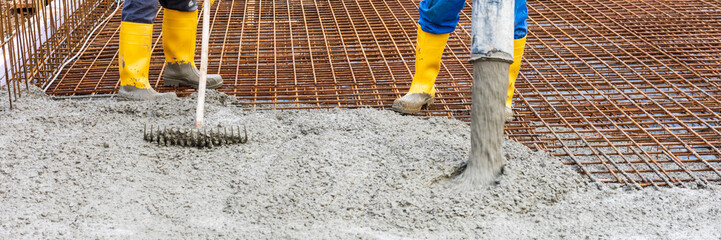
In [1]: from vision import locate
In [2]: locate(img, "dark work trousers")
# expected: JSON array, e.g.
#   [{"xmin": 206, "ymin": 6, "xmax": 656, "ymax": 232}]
[{"xmin": 121, "ymin": 0, "xmax": 198, "ymax": 24}]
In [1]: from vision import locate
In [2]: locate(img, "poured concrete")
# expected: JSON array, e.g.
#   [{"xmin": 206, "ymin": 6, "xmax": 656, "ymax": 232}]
[{"xmin": 1, "ymin": 86, "xmax": 719, "ymax": 239}]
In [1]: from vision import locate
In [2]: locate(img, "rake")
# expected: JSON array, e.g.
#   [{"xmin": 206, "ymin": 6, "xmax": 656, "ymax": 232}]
[{"xmin": 144, "ymin": 0, "xmax": 248, "ymax": 148}]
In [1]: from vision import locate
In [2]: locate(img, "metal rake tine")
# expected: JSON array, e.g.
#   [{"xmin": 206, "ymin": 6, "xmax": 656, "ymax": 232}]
[
  {"xmin": 170, "ymin": 128, "xmax": 177, "ymax": 146},
  {"xmin": 164, "ymin": 128, "xmax": 170, "ymax": 146},
  {"xmin": 152, "ymin": 125, "xmax": 158, "ymax": 144},
  {"xmin": 207, "ymin": 128, "xmax": 214, "ymax": 148},
  {"xmin": 204, "ymin": 128, "xmax": 209, "ymax": 148},
  {"xmin": 236, "ymin": 126, "xmax": 242, "ymax": 143},
  {"xmin": 213, "ymin": 128, "xmax": 221, "ymax": 146},
  {"xmin": 220, "ymin": 128, "xmax": 228, "ymax": 146},
  {"xmin": 194, "ymin": 128, "xmax": 200, "ymax": 148},
  {"xmin": 241, "ymin": 125, "xmax": 248, "ymax": 143}
]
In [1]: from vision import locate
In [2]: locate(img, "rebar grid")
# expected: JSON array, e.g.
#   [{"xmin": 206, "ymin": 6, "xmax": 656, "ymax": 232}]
[
  {"xmin": 29, "ymin": 0, "xmax": 721, "ymax": 187},
  {"xmin": 1, "ymin": 0, "xmax": 121, "ymax": 109},
  {"xmin": 513, "ymin": 0, "xmax": 721, "ymax": 187}
]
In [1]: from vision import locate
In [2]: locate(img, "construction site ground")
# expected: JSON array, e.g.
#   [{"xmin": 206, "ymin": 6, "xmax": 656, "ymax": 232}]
[
  {"xmin": 1, "ymin": 86, "xmax": 719, "ymax": 239},
  {"xmin": 37, "ymin": 0, "xmax": 721, "ymax": 187},
  {"xmin": 1, "ymin": 0, "xmax": 720, "ymax": 237}
]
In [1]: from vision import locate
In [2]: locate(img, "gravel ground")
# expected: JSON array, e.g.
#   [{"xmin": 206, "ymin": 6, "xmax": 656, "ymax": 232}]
[{"xmin": 1, "ymin": 86, "xmax": 719, "ymax": 239}]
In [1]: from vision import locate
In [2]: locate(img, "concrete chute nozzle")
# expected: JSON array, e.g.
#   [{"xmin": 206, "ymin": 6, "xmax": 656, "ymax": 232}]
[{"xmin": 458, "ymin": 0, "xmax": 515, "ymax": 186}]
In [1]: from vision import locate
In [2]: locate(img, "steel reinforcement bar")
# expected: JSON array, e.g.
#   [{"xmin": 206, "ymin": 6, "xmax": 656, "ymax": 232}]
[{"xmin": 1, "ymin": 0, "xmax": 121, "ymax": 109}]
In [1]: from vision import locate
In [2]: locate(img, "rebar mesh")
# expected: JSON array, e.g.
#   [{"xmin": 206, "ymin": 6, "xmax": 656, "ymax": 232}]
[
  {"xmin": 1, "ymin": 0, "xmax": 121, "ymax": 109},
  {"xmin": 13, "ymin": 0, "xmax": 721, "ymax": 187}
]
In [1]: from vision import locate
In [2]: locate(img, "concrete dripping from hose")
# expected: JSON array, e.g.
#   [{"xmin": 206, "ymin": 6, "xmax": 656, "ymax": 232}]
[
  {"xmin": 456, "ymin": 60, "xmax": 511, "ymax": 187},
  {"xmin": 452, "ymin": 0, "xmax": 515, "ymax": 188}
]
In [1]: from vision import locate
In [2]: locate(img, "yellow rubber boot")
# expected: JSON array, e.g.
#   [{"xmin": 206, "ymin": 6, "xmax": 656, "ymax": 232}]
[
  {"xmin": 392, "ymin": 26, "xmax": 450, "ymax": 114},
  {"xmin": 162, "ymin": 9, "xmax": 223, "ymax": 89},
  {"xmin": 118, "ymin": 22, "xmax": 176, "ymax": 100},
  {"xmin": 505, "ymin": 37, "xmax": 526, "ymax": 122}
]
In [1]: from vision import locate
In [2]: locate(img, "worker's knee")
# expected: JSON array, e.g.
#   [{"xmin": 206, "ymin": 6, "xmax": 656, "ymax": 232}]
[
  {"xmin": 514, "ymin": 0, "xmax": 529, "ymax": 39},
  {"xmin": 121, "ymin": 0, "xmax": 159, "ymax": 24},
  {"xmin": 160, "ymin": 0, "xmax": 198, "ymax": 12},
  {"xmin": 418, "ymin": 0, "xmax": 466, "ymax": 34}
]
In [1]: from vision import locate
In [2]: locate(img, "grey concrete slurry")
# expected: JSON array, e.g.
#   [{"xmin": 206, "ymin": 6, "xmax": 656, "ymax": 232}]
[{"xmin": 1, "ymin": 86, "xmax": 719, "ymax": 239}]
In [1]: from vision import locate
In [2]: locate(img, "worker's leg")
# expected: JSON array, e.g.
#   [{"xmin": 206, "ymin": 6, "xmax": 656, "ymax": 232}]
[
  {"xmin": 392, "ymin": 0, "xmax": 465, "ymax": 114},
  {"xmin": 160, "ymin": 0, "xmax": 223, "ymax": 89},
  {"xmin": 505, "ymin": 0, "xmax": 529, "ymax": 121},
  {"xmin": 118, "ymin": 0, "xmax": 177, "ymax": 100}
]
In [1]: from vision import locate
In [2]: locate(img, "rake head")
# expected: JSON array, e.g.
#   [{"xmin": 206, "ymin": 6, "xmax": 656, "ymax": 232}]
[{"xmin": 144, "ymin": 124, "xmax": 248, "ymax": 148}]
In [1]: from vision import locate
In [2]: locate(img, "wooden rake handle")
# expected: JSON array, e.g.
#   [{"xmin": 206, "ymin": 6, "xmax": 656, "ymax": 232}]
[{"xmin": 195, "ymin": 0, "xmax": 211, "ymax": 129}]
